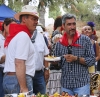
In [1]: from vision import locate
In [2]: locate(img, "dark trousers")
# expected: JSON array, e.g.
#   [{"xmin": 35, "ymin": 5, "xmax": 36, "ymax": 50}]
[
  {"xmin": 0, "ymin": 67, "xmax": 4, "ymax": 97},
  {"xmin": 97, "ymin": 60, "xmax": 100, "ymax": 71},
  {"xmin": 32, "ymin": 70, "xmax": 46, "ymax": 95}
]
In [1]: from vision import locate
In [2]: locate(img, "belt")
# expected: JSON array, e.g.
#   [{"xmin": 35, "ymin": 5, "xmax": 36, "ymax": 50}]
[
  {"xmin": 35, "ymin": 70, "xmax": 43, "ymax": 73},
  {"xmin": 6, "ymin": 72, "xmax": 16, "ymax": 75}
]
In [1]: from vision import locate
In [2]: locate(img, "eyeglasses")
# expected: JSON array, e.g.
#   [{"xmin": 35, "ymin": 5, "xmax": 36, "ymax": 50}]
[{"xmin": 67, "ymin": 45, "xmax": 72, "ymax": 54}]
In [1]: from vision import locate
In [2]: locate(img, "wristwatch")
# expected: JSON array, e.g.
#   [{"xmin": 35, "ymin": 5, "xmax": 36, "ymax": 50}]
[
  {"xmin": 44, "ymin": 67, "xmax": 49, "ymax": 70},
  {"xmin": 76, "ymin": 56, "xmax": 80, "ymax": 63}
]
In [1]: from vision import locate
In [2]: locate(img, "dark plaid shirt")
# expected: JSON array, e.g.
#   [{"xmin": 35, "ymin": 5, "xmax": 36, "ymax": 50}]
[{"xmin": 54, "ymin": 34, "xmax": 95, "ymax": 88}]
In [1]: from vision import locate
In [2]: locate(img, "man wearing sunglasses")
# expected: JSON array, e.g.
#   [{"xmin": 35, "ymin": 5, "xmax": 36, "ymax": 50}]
[{"xmin": 53, "ymin": 13, "xmax": 95, "ymax": 96}]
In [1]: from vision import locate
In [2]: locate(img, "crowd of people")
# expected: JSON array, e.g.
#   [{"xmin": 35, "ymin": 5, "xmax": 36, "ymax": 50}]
[{"xmin": 0, "ymin": 4, "xmax": 100, "ymax": 97}]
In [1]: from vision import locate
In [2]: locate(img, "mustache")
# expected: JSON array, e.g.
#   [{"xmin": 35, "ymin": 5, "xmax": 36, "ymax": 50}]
[{"xmin": 70, "ymin": 29, "xmax": 76, "ymax": 31}]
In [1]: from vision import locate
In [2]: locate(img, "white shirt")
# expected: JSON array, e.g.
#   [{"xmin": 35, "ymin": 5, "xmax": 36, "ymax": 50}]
[
  {"xmin": 0, "ymin": 34, "xmax": 5, "ymax": 67},
  {"xmin": 32, "ymin": 31, "xmax": 49, "ymax": 70},
  {"xmin": 43, "ymin": 31, "xmax": 50, "ymax": 40},
  {"xmin": 36, "ymin": 26, "xmax": 43, "ymax": 33},
  {"xmin": 4, "ymin": 31, "xmax": 36, "ymax": 77}
]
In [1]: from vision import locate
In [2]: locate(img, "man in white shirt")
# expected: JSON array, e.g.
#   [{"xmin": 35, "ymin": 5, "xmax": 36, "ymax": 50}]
[
  {"xmin": 31, "ymin": 29, "xmax": 49, "ymax": 94},
  {"xmin": 0, "ymin": 18, "xmax": 16, "ymax": 97},
  {"xmin": 3, "ymin": 5, "xmax": 39, "ymax": 95}
]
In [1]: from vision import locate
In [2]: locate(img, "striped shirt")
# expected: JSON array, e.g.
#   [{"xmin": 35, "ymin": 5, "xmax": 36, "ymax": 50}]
[{"xmin": 54, "ymin": 34, "xmax": 95, "ymax": 88}]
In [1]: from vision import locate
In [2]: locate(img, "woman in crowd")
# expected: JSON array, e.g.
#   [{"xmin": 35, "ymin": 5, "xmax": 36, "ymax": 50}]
[
  {"xmin": 87, "ymin": 21, "xmax": 98, "ymax": 41},
  {"xmin": 82, "ymin": 24, "xmax": 100, "ymax": 63},
  {"xmin": 46, "ymin": 16, "xmax": 63, "ymax": 95},
  {"xmin": 82, "ymin": 24, "xmax": 100, "ymax": 95}
]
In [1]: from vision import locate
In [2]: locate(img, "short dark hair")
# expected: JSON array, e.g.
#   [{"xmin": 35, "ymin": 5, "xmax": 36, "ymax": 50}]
[
  {"xmin": 54, "ymin": 16, "xmax": 62, "ymax": 30},
  {"xmin": 2, "ymin": 18, "xmax": 16, "ymax": 31},
  {"xmin": 19, "ymin": 14, "xmax": 30, "ymax": 22},
  {"xmin": 62, "ymin": 13, "xmax": 76, "ymax": 24}
]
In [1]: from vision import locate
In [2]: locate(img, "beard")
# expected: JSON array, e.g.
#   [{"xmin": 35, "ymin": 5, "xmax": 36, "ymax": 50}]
[{"xmin": 67, "ymin": 29, "xmax": 76, "ymax": 36}]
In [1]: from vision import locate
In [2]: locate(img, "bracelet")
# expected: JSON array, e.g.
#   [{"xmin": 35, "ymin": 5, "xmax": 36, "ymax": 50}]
[{"xmin": 77, "ymin": 56, "xmax": 80, "ymax": 63}]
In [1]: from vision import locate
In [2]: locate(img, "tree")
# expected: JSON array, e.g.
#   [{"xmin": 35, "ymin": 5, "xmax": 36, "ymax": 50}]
[
  {"xmin": 8, "ymin": 0, "xmax": 23, "ymax": 12},
  {"xmin": 6, "ymin": 0, "xmax": 79, "ymax": 27},
  {"xmin": 49, "ymin": 6, "xmax": 62, "ymax": 19},
  {"xmin": 2, "ymin": 0, "xmax": 100, "ymax": 28},
  {"xmin": 0, "ymin": 0, "xmax": 5, "ymax": 5},
  {"xmin": 48, "ymin": 0, "xmax": 62, "ymax": 19},
  {"xmin": 38, "ymin": 0, "xmax": 77, "ymax": 26},
  {"xmin": 38, "ymin": 0, "xmax": 53, "ymax": 27},
  {"xmin": 7, "ymin": 0, "xmax": 53, "ymax": 27},
  {"xmin": 23, "ymin": 0, "xmax": 31, "ymax": 5},
  {"xmin": 49, "ymin": 0, "xmax": 76, "ymax": 18},
  {"xmin": 63, "ymin": 0, "xmax": 98, "ymax": 21}
]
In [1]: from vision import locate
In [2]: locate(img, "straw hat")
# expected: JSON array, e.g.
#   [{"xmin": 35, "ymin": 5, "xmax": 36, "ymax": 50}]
[{"xmin": 14, "ymin": 5, "xmax": 39, "ymax": 20}]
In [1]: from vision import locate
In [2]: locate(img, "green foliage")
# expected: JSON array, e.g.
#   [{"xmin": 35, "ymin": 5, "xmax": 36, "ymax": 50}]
[
  {"xmin": 38, "ymin": 0, "xmax": 53, "ymax": 9},
  {"xmin": 49, "ymin": 6, "xmax": 62, "ymax": 19},
  {"xmin": 0, "ymin": 0, "xmax": 5, "ymax": 5},
  {"xmin": 48, "ymin": 0, "xmax": 66, "ymax": 19},
  {"xmin": 8, "ymin": 0, "xmax": 23, "ymax": 12},
  {"xmin": 62, "ymin": 0, "xmax": 98, "ymax": 21},
  {"xmin": 1, "ymin": 0, "xmax": 100, "ymax": 29},
  {"xmin": 48, "ymin": 0, "xmax": 100, "ymax": 30},
  {"xmin": 49, "ymin": 0, "xmax": 62, "ymax": 19}
]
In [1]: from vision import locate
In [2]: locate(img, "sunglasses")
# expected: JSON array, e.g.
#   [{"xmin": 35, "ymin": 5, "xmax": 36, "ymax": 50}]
[{"xmin": 67, "ymin": 45, "xmax": 72, "ymax": 54}]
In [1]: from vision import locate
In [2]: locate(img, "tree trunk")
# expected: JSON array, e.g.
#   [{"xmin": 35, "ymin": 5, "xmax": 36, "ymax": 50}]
[
  {"xmin": 23, "ymin": 0, "xmax": 31, "ymax": 5},
  {"xmin": 2, "ymin": 0, "xmax": 4, "ymax": 3},
  {"xmin": 1, "ymin": 0, "xmax": 5, "ymax": 3},
  {"xmin": 38, "ymin": 7, "xmax": 45, "ymax": 27}
]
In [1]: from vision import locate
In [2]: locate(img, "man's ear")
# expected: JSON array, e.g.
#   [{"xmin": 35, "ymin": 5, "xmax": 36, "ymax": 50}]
[{"xmin": 22, "ymin": 16, "xmax": 27, "ymax": 23}]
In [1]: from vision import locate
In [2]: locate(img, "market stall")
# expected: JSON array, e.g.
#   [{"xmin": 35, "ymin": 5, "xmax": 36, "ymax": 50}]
[{"xmin": 0, "ymin": 4, "xmax": 16, "ymax": 21}]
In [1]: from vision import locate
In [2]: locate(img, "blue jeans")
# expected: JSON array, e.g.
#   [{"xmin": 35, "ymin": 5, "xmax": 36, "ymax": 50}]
[
  {"xmin": 61, "ymin": 83, "xmax": 90, "ymax": 96},
  {"xmin": 0, "ymin": 67, "xmax": 4, "ymax": 97},
  {"xmin": 32, "ymin": 70, "xmax": 46, "ymax": 94},
  {"xmin": 3, "ymin": 74, "xmax": 33, "ymax": 95}
]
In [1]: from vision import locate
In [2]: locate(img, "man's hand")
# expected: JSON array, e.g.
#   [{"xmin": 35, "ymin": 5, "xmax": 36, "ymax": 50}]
[
  {"xmin": 44, "ymin": 70, "xmax": 49, "ymax": 84},
  {"xmin": 64, "ymin": 54, "xmax": 77, "ymax": 63},
  {"xmin": 0, "ymin": 55, "xmax": 6, "ymax": 64},
  {"xmin": 20, "ymin": 87, "xmax": 28, "ymax": 93}
]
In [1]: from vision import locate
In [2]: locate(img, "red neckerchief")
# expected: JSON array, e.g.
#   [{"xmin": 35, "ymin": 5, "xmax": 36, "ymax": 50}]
[
  {"xmin": 59, "ymin": 31, "xmax": 81, "ymax": 47},
  {"xmin": 4, "ymin": 23, "xmax": 31, "ymax": 47}
]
